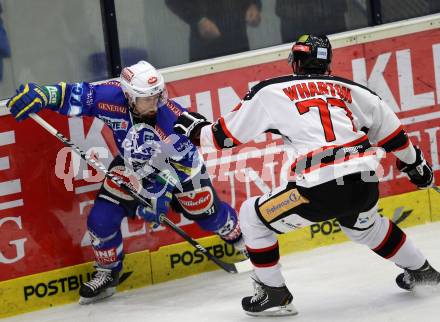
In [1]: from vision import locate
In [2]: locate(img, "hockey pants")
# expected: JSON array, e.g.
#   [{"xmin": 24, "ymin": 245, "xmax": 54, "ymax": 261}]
[{"xmin": 239, "ymin": 172, "xmax": 426, "ymax": 287}]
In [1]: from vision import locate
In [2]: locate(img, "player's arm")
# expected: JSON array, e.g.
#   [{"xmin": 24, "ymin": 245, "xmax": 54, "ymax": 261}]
[
  {"xmin": 174, "ymin": 90, "xmax": 274, "ymax": 149},
  {"xmin": 366, "ymin": 96, "xmax": 433, "ymax": 189},
  {"xmin": 6, "ymin": 82, "xmax": 96, "ymax": 121}
]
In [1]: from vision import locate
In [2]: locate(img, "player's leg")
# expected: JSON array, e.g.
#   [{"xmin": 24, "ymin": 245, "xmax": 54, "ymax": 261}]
[
  {"xmin": 79, "ymin": 156, "xmax": 139, "ymax": 304},
  {"xmin": 238, "ymin": 181, "xmax": 317, "ymax": 316},
  {"xmin": 339, "ymin": 184, "xmax": 440, "ymax": 291},
  {"xmin": 173, "ymin": 167, "xmax": 244, "ymax": 251},
  {"xmin": 237, "ymin": 172, "xmax": 385, "ymax": 315},
  {"xmin": 79, "ymin": 198, "xmax": 125, "ymax": 304}
]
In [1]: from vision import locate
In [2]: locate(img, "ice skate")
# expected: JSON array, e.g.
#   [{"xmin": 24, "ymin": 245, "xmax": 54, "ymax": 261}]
[
  {"xmin": 242, "ymin": 277, "xmax": 297, "ymax": 316},
  {"xmin": 396, "ymin": 260, "xmax": 440, "ymax": 291},
  {"xmin": 79, "ymin": 267, "xmax": 119, "ymax": 304}
]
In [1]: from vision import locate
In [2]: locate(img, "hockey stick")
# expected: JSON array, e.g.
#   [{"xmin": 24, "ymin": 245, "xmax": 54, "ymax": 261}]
[
  {"xmin": 29, "ymin": 113, "xmax": 251, "ymax": 274},
  {"xmin": 433, "ymin": 186, "xmax": 440, "ymax": 194}
]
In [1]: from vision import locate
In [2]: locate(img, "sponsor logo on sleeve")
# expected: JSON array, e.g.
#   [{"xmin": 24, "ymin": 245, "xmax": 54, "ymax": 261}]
[
  {"xmin": 45, "ymin": 86, "xmax": 59, "ymax": 105},
  {"xmin": 97, "ymin": 102, "xmax": 127, "ymax": 114},
  {"xmin": 166, "ymin": 100, "xmax": 182, "ymax": 116},
  {"xmin": 100, "ymin": 116, "xmax": 129, "ymax": 131},
  {"xmin": 103, "ymin": 80, "xmax": 121, "ymax": 87}
]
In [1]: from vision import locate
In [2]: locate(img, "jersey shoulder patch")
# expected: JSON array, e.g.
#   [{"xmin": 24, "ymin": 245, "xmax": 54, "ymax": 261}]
[
  {"xmin": 101, "ymin": 80, "xmax": 121, "ymax": 87},
  {"xmin": 94, "ymin": 84, "xmax": 128, "ymax": 114}
]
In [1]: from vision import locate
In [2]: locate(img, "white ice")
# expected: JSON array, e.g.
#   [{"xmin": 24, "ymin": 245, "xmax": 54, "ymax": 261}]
[{"xmin": 5, "ymin": 222, "xmax": 440, "ymax": 322}]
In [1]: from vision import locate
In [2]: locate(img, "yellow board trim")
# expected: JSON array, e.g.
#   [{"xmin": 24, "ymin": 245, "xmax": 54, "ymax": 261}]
[
  {"xmin": 0, "ymin": 189, "xmax": 437, "ymax": 318},
  {"xmin": 0, "ymin": 250, "xmax": 151, "ymax": 319}
]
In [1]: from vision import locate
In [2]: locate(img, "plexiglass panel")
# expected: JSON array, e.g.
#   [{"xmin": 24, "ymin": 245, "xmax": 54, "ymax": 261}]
[
  {"xmin": 381, "ymin": 0, "xmax": 440, "ymax": 24},
  {"xmin": 115, "ymin": 0, "xmax": 371, "ymax": 68},
  {"xmin": 0, "ymin": 0, "xmax": 108, "ymax": 99}
]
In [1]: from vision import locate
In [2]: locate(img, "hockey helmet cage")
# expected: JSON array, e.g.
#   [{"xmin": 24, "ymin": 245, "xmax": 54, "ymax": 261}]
[
  {"xmin": 288, "ymin": 34, "xmax": 332, "ymax": 74},
  {"xmin": 120, "ymin": 61, "xmax": 165, "ymax": 103}
]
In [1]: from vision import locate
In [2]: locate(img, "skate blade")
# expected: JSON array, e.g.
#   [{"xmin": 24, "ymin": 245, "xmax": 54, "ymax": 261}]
[
  {"xmin": 245, "ymin": 303, "xmax": 298, "ymax": 317},
  {"xmin": 413, "ymin": 282, "xmax": 440, "ymax": 296},
  {"xmin": 79, "ymin": 287, "xmax": 116, "ymax": 305}
]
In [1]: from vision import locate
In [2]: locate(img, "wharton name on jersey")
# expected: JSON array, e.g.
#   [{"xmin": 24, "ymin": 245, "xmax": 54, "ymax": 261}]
[{"xmin": 200, "ymin": 74, "xmax": 408, "ymax": 187}]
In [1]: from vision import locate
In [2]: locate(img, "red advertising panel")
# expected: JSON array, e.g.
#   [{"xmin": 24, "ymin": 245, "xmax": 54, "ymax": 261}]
[{"xmin": 1, "ymin": 29, "xmax": 439, "ymax": 281}]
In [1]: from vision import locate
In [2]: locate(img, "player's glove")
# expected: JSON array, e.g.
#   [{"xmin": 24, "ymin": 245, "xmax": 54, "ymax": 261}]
[
  {"xmin": 173, "ymin": 111, "xmax": 211, "ymax": 146},
  {"xmin": 136, "ymin": 186, "xmax": 173, "ymax": 227},
  {"xmin": 6, "ymin": 83, "xmax": 49, "ymax": 121},
  {"xmin": 396, "ymin": 146, "xmax": 434, "ymax": 189}
]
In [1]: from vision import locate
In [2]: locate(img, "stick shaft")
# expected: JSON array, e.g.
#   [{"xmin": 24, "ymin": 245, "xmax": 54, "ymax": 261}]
[{"xmin": 30, "ymin": 113, "xmax": 243, "ymax": 273}]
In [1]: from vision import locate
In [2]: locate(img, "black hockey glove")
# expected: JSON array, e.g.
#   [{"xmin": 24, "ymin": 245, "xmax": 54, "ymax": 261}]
[
  {"xmin": 396, "ymin": 146, "xmax": 434, "ymax": 189},
  {"xmin": 173, "ymin": 111, "xmax": 211, "ymax": 146}
]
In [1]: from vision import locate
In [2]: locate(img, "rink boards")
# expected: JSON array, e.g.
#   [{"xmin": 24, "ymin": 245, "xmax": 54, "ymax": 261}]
[
  {"xmin": 1, "ymin": 13, "xmax": 440, "ymax": 319},
  {"xmin": 1, "ymin": 187, "xmax": 439, "ymax": 318}
]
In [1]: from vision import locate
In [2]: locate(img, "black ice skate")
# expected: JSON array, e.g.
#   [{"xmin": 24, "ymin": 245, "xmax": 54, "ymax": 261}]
[
  {"xmin": 79, "ymin": 267, "xmax": 119, "ymax": 304},
  {"xmin": 396, "ymin": 260, "xmax": 440, "ymax": 291},
  {"xmin": 242, "ymin": 277, "xmax": 297, "ymax": 316}
]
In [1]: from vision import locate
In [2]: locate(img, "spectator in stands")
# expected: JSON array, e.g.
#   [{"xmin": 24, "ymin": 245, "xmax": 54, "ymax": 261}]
[
  {"xmin": 165, "ymin": 0, "xmax": 261, "ymax": 62},
  {"xmin": 276, "ymin": 0, "xmax": 347, "ymax": 43}
]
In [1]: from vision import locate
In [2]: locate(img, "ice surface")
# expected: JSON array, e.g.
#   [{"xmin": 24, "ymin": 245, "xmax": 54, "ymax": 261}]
[{"xmin": 5, "ymin": 222, "xmax": 440, "ymax": 322}]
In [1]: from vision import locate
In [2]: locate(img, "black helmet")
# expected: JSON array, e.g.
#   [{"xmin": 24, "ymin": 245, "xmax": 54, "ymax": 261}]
[{"xmin": 288, "ymin": 34, "xmax": 332, "ymax": 75}]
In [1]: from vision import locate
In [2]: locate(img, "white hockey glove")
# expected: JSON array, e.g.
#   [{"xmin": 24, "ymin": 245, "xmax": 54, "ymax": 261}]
[{"xmin": 173, "ymin": 111, "xmax": 211, "ymax": 146}]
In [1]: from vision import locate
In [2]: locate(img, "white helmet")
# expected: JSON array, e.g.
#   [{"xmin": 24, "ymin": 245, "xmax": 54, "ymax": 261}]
[{"xmin": 120, "ymin": 61, "xmax": 165, "ymax": 103}]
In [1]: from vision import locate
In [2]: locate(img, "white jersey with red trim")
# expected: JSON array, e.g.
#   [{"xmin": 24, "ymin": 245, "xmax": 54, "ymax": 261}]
[{"xmin": 200, "ymin": 74, "xmax": 410, "ymax": 187}]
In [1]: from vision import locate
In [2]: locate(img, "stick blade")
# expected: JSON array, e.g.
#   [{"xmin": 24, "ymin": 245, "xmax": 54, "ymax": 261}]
[{"xmin": 233, "ymin": 258, "xmax": 253, "ymax": 274}]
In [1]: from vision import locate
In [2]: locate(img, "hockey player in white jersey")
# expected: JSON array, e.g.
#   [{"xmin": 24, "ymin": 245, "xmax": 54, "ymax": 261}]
[{"xmin": 174, "ymin": 34, "xmax": 440, "ymax": 316}]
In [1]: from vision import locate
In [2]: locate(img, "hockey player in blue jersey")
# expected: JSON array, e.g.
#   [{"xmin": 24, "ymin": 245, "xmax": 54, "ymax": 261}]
[{"xmin": 7, "ymin": 61, "xmax": 244, "ymax": 304}]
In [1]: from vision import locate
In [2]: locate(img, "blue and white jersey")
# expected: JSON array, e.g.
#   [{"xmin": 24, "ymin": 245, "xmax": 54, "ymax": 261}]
[{"xmin": 45, "ymin": 80, "xmax": 201, "ymax": 183}]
